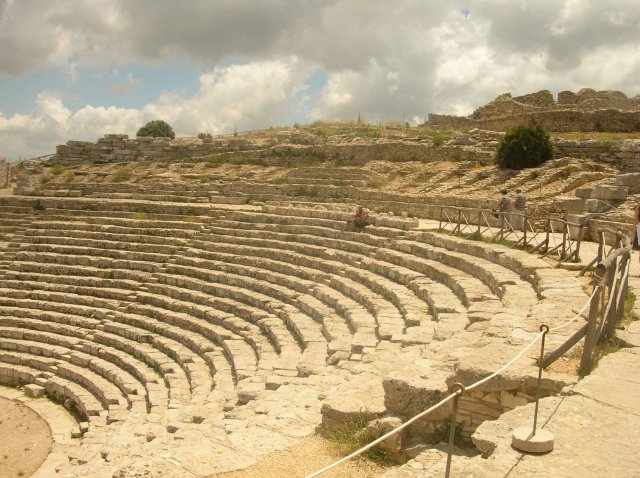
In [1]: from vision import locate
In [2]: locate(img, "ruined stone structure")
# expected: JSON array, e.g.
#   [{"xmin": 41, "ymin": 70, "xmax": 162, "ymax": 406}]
[
  {"xmin": 0, "ymin": 156, "xmax": 11, "ymax": 188},
  {"xmin": 2, "ymin": 117, "xmax": 640, "ymax": 477},
  {"xmin": 51, "ymin": 134, "xmax": 494, "ymax": 166},
  {"xmin": 428, "ymin": 88, "xmax": 640, "ymax": 132}
]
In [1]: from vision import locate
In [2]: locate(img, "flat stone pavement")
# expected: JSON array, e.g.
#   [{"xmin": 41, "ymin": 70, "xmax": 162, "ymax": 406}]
[{"xmin": 387, "ymin": 221, "xmax": 640, "ymax": 477}]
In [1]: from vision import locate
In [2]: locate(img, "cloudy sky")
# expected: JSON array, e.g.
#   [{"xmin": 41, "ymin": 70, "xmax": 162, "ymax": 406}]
[{"xmin": 1, "ymin": 0, "xmax": 639, "ymax": 160}]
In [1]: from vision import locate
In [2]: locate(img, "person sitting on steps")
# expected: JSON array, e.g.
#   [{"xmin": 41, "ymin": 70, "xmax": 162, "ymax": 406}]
[{"xmin": 354, "ymin": 206, "xmax": 370, "ymax": 233}]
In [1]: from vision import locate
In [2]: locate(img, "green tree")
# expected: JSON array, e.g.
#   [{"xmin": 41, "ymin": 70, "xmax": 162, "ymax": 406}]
[
  {"xmin": 494, "ymin": 124, "xmax": 553, "ymax": 170},
  {"xmin": 137, "ymin": 120, "xmax": 175, "ymax": 139}
]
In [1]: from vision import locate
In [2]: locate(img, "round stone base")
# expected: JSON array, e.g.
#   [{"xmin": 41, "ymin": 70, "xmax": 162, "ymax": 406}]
[{"xmin": 511, "ymin": 426, "xmax": 554, "ymax": 453}]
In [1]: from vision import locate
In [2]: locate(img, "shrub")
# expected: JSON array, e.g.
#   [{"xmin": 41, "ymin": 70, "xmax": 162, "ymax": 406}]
[
  {"xmin": 112, "ymin": 168, "xmax": 132, "ymax": 183},
  {"xmin": 50, "ymin": 165, "xmax": 66, "ymax": 176},
  {"xmin": 137, "ymin": 120, "xmax": 175, "ymax": 139},
  {"xmin": 494, "ymin": 124, "xmax": 553, "ymax": 170},
  {"xmin": 197, "ymin": 132, "xmax": 213, "ymax": 140}
]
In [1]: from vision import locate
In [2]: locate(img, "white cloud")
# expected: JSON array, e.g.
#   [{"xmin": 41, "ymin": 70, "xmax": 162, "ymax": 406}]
[
  {"xmin": 1, "ymin": 1, "xmax": 640, "ymax": 159},
  {"xmin": 0, "ymin": 58, "xmax": 310, "ymax": 159}
]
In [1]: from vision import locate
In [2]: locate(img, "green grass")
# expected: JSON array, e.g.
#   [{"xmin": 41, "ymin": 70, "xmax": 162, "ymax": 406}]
[
  {"xmin": 50, "ymin": 164, "xmax": 66, "ymax": 176},
  {"xmin": 621, "ymin": 291, "xmax": 636, "ymax": 327},
  {"xmin": 366, "ymin": 176, "xmax": 389, "ymax": 189},
  {"xmin": 554, "ymin": 132, "xmax": 640, "ymax": 141},
  {"xmin": 112, "ymin": 168, "xmax": 132, "ymax": 183},
  {"xmin": 322, "ymin": 415, "xmax": 393, "ymax": 466},
  {"xmin": 579, "ymin": 290, "xmax": 636, "ymax": 376}
]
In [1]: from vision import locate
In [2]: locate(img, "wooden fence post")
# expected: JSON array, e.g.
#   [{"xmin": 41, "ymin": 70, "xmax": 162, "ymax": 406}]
[
  {"xmin": 606, "ymin": 253, "xmax": 630, "ymax": 339},
  {"xmin": 580, "ymin": 266, "xmax": 605, "ymax": 375}
]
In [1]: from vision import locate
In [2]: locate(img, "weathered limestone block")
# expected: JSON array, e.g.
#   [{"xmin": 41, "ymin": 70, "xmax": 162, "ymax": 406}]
[
  {"xmin": 556, "ymin": 196, "xmax": 585, "ymax": 214},
  {"xmin": 23, "ymin": 383, "xmax": 45, "ymax": 398},
  {"xmin": 615, "ymin": 172, "xmax": 640, "ymax": 193},
  {"xmin": 382, "ymin": 369, "xmax": 451, "ymax": 421},
  {"xmin": 574, "ymin": 186, "xmax": 594, "ymax": 199},
  {"xmin": 320, "ymin": 373, "xmax": 386, "ymax": 429},
  {"xmin": 593, "ymin": 184, "xmax": 629, "ymax": 201},
  {"xmin": 584, "ymin": 198, "xmax": 611, "ymax": 213},
  {"xmin": 364, "ymin": 416, "xmax": 406, "ymax": 459}
]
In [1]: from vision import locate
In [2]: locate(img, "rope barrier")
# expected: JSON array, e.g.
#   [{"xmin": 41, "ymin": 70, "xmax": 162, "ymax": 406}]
[
  {"xmin": 305, "ymin": 283, "xmax": 602, "ymax": 477},
  {"xmin": 303, "ymin": 246, "xmax": 622, "ymax": 477},
  {"xmin": 304, "ymin": 392, "xmax": 459, "ymax": 478},
  {"xmin": 549, "ymin": 287, "xmax": 599, "ymax": 332},
  {"xmin": 465, "ymin": 330, "xmax": 544, "ymax": 393}
]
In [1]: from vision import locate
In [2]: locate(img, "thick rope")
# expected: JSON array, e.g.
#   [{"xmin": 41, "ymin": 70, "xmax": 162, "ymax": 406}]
[
  {"xmin": 549, "ymin": 286, "xmax": 599, "ymax": 332},
  {"xmin": 304, "ymin": 392, "xmax": 458, "ymax": 478},
  {"xmin": 306, "ymin": 277, "xmax": 601, "ymax": 477}
]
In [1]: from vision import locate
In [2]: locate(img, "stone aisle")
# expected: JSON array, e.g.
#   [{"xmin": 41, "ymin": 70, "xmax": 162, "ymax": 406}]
[{"xmin": 382, "ymin": 234, "xmax": 640, "ymax": 478}]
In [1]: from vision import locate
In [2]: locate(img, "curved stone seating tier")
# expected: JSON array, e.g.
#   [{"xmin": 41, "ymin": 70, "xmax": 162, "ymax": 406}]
[
  {"xmin": 24, "ymin": 235, "xmax": 185, "ymax": 256},
  {"xmin": 262, "ymin": 204, "xmax": 420, "ymax": 230},
  {"xmin": 199, "ymin": 228, "xmax": 448, "ymax": 317},
  {"xmin": 0, "ymin": 290, "xmax": 230, "ymax": 407},
  {"xmin": 0, "ymin": 344, "xmax": 127, "ymax": 421},
  {"xmin": 0, "ymin": 309, "xmax": 168, "ymax": 407},
  {"xmin": 25, "ymin": 221, "xmax": 198, "ymax": 241},
  {"xmin": 22, "ymin": 227, "xmax": 193, "ymax": 248},
  {"xmin": 0, "ymin": 334, "xmax": 138, "ymax": 407},
  {"xmin": 0, "ymin": 299, "xmax": 206, "ymax": 413},
  {"xmin": 265, "ymin": 200, "xmax": 358, "ymax": 212},
  {"xmin": 191, "ymin": 236, "xmax": 417, "ymax": 340},
  {"xmin": 209, "ymin": 219, "xmax": 537, "ymax": 311},
  {"xmin": 0, "ymin": 363, "xmax": 105, "ymax": 421},
  {"xmin": 272, "ymin": 178, "xmax": 367, "ymax": 187},
  {"xmin": 224, "ymin": 209, "xmax": 418, "ymax": 234},
  {"xmin": 14, "ymin": 251, "xmax": 161, "ymax": 274},
  {"xmin": 167, "ymin": 255, "xmax": 357, "ymax": 349},
  {"xmin": 28, "ymin": 214, "xmax": 205, "ymax": 232},
  {"xmin": 0, "ymin": 263, "xmax": 261, "ymax": 395}
]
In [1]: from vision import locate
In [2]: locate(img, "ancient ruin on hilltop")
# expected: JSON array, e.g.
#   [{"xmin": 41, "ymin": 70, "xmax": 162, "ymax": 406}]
[{"xmin": 427, "ymin": 88, "xmax": 640, "ymax": 132}]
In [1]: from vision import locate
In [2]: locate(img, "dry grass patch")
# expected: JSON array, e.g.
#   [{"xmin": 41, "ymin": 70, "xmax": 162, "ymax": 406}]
[{"xmin": 215, "ymin": 435, "xmax": 388, "ymax": 478}]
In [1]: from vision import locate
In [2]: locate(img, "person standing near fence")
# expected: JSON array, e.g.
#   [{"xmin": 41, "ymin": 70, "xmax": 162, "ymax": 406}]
[
  {"xmin": 514, "ymin": 188, "xmax": 527, "ymax": 231},
  {"xmin": 496, "ymin": 189, "xmax": 512, "ymax": 229},
  {"xmin": 633, "ymin": 204, "xmax": 640, "ymax": 264}
]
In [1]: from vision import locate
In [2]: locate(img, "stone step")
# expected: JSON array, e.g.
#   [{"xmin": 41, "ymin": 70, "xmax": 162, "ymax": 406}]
[{"xmin": 0, "ymin": 362, "xmax": 105, "ymax": 421}]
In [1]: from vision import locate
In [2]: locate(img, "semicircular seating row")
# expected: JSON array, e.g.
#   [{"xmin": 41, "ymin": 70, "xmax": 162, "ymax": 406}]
[{"xmin": 0, "ymin": 198, "xmax": 540, "ymax": 455}]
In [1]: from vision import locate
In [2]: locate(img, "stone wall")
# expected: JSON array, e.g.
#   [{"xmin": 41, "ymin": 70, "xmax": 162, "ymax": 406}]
[
  {"xmin": 0, "ymin": 156, "xmax": 10, "ymax": 188},
  {"xmin": 51, "ymin": 134, "xmax": 494, "ymax": 167},
  {"xmin": 14, "ymin": 161, "xmax": 44, "ymax": 195},
  {"xmin": 52, "ymin": 135, "xmax": 232, "ymax": 164},
  {"xmin": 428, "ymin": 88, "xmax": 640, "ymax": 132},
  {"xmin": 554, "ymin": 139, "xmax": 640, "ymax": 171},
  {"xmin": 308, "ymin": 143, "xmax": 491, "ymax": 165}
]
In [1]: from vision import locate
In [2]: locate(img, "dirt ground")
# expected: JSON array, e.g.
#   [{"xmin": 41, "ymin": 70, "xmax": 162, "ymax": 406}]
[
  {"xmin": 0, "ymin": 397, "xmax": 53, "ymax": 478},
  {"xmin": 214, "ymin": 435, "xmax": 389, "ymax": 478}
]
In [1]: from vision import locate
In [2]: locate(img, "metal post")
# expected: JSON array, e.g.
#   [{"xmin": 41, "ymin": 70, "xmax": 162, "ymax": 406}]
[
  {"xmin": 500, "ymin": 213, "xmax": 504, "ymax": 241},
  {"xmin": 532, "ymin": 325, "xmax": 549, "ymax": 436},
  {"xmin": 456, "ymin": 208, "xmax": 462, "ymax": 234},
  {"xmin": 560, "ymin": 223, "xmax": 568, "ymax": 260},
  {"xmin": 439, "ymin": 207, "xmax": 443, "ymax": 231},
  {"xmin": 523, "ymin": 215, "xmax": 528, "ymax": 246},
  {"xmin": 477, "ymin": 208, "xmax": 481, "ymax": 237},
  {"xmin": 445, "ymin": 383, "xmax": 465, "ymax": 478}
]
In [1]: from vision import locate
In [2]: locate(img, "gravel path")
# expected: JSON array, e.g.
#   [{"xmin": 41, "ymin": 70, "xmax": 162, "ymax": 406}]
[{"xmin": 214, "ymin": 435, "xmax": 389, "ymax": 478}]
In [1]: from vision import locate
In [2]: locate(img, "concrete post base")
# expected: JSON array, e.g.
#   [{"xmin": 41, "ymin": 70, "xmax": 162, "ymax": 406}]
[{"xmin": 511, "ymin": 426, "xmax": 554, "ymax": 453}]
